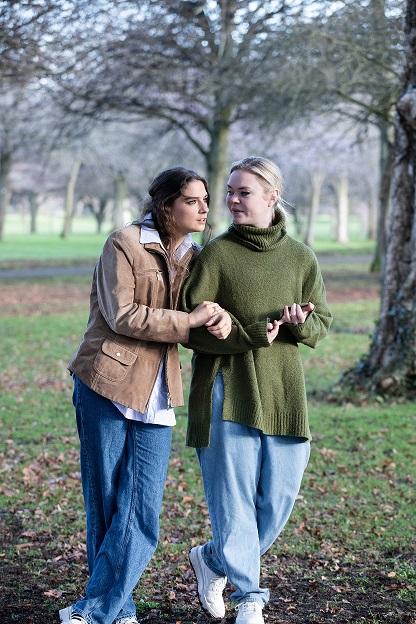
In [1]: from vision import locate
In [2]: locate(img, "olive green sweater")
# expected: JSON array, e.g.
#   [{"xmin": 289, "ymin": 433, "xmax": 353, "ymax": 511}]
[{"xmin": 181, "ymin": 216, "xmax": 332, "ymax": 448}]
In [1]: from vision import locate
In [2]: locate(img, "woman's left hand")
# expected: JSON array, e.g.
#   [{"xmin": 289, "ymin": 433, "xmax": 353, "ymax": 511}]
[
  {"xmin": 281, "ymin": 302, "xmax": 315, "ymax": 325},
  {"xmin": 206, "ymin": 309, "xmax": 232, "ymax": 340}
]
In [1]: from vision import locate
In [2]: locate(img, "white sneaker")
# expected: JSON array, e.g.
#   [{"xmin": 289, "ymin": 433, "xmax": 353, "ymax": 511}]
[
  {"xmin": 117, "ymin": 618, "xmax": 139, "ymax": 624},
  {"xmin": 235, "ymin": 601, "xmax": 264, "ymax": 624},
  {"xmin": 59, "ymin": 607, "xmax": 87, "ymax": 624},
  {"xmin": 189, "ymin": 545, "xmax": 227, "ymax": 619}
]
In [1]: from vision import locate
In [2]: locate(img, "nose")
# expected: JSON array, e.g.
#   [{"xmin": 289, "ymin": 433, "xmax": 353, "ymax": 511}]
[
  {"xmin": 199, "ymin": 200, "xmax": 209, "ymax": 213},
  {"xmin": 228, "ymin": 192, "xmax": 239, "ymax": 203}
]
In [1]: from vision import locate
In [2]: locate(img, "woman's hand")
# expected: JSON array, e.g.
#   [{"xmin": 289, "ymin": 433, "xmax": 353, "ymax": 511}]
[
  {"xmin": 281, "ymin": 302, "xmax": 315, "ymax": 325},
  {"xmin": 206, "ymin": 310, "xmax": 232, "ymax": 340},
  {"xmin": 267, "ymin": 302, "xmax": 315, "ymax": 344},
  {"xmin": 267, "ymin": 319, "xmax": 281, "ymax": 344},
  {"xmin": 189, "ymin": 301, "xmax": 222, "ymax": 328}
]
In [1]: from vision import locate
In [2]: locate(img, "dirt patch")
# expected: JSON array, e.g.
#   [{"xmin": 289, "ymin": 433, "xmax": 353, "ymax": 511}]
[
  {"xmin": 0, "ymin": 276, "xmax": 380, "ymax": 318},
  {"xmin": 0, "ymin": 282, "xmax": 91, "ymax": 316}
]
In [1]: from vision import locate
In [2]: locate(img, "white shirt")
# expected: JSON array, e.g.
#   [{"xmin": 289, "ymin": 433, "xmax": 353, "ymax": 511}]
[{"xmin": 113, "ymin": 219, "xmax": 193, "ymax": 426}]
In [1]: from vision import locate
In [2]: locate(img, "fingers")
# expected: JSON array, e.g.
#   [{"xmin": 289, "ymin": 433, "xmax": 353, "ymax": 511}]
[
  {"xmin": 206, "ymin": 311, "xmax": 232, "ymax": 339},
  {"xmin": 267, "ymin": 319, "xmax": 280, "ymax": 344},
  {"xmin": 280, "ymin": 302, "xmax": 315, "ymax": 325}
]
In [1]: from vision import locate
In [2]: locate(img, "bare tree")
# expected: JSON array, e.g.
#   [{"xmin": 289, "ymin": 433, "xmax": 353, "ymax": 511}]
[
  {"xmin": 258, "ymin": 1, "xmax": 404, "ymax": 265},
  {"xmin": 341, "ymin": 0, "xmax": 416, "ymax": 397},
  {"xmin": 53, "ymin": 0, "xmax": 325, "ymax": 236}
]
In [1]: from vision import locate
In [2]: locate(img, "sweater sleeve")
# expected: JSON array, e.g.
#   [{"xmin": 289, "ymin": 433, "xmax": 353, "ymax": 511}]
[
  {"xmin": 180, "ymin": 249, "xmax": 270, "ymax": 354},
  {"xmin": 286, "ymin": 253, "xmax": 332, "ymax": 348},
  {"xmin": 96, "ymin": 233, "xmax": 190, "ymax": 343}
]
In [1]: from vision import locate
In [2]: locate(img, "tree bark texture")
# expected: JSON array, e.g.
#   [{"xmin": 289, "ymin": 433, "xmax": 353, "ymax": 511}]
[
  {"xmin": 61, "ymin": 158, "xmax": 82, "ymax": 239},
  {"xmin": 370, "ymin": 120, "xmax": 395, "ymax": 271},
  {"xmin": 205, "ymin": 113, "xmax": 230, "ymax": 241},
  {"xmin": 343, "ymin": 0, "xmax": 416, "ymax": 396}
]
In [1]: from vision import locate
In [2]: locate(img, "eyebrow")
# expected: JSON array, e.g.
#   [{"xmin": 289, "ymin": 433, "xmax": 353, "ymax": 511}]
[
  {"xmin": 182, "ymin": 194, "xmax": 209, "ymax": 199},
  {"xmin": 227, "ymin": 185, "xmax": 252, "ymax": 190}
]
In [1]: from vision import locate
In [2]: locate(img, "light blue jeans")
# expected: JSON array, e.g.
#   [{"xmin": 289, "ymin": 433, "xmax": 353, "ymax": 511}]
[
  {"xmin": 71, "ymin": 376, "xmax": 172, "ymax": 624},
  {"xmin": 197, "ymin": 373, "xmax": 310, "ymax": 606}
]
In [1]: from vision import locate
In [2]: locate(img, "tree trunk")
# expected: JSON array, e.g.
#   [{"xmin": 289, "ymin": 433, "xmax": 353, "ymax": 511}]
[
  {"xmin": 366, "ymin": 181, "xmax": 378, "ymax": 240},
  {"xmin": 342, "ymin": 0, "xmax": 416, "ymax": 397},
  {"xmin": 61, "ymin": 158, "xmax": 82, "ymax": 239},
  {"xmin": 336, "ymin": 174, "xmax": 349, "ymax": 244},
  {"xmin": 203, "ymin": 1, "xmax": 235, "ymax": 242},
  {"xmin": 205, "ymin": 113, "xmax": 231, "ymax": 241},
  {"xmin": 28, "ymin": 191, "xmax": 39, "ymax": 234},
  {"xmin": 96, "ymin": 198, "xmax": 107, "ymax": 234},
  {"xmin": 0, "ymin": 151, "xmax": 12, "ymax": 242},
  {"xmin": 304, "ymin": 172, "xmax": 323, "ymax": 247},
  {"xmin": 369, "ymin": 120, "xmax": 395, "ymax": 271},
  {"xmin": 112, "ymin": 172, "xmax": 127, "ymax": 231}
]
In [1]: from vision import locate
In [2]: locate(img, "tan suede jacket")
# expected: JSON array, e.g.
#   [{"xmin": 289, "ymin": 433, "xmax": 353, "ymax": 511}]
[{"xmin": 68, "ymin": 223, "xmax": 195, "ymax": 411}]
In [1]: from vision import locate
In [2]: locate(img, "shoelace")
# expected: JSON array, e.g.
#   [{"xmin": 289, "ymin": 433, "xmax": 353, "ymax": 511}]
[{"xmin": 236, "ymin": 601, "xmax": 260, "ymax": 614}]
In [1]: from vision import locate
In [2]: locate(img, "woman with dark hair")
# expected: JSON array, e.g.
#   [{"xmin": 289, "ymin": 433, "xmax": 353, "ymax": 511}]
[{"xmin": 59, "ymin": 167, "xmax": 231, "ymax": 624}]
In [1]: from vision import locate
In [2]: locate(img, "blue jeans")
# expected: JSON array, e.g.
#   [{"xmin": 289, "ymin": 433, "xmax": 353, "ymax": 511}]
[
  {"xmin": 71, "ymin": 376, "xmax": 172, "ymax": 624},
  {"xmin": 197, "ymin": 373, "xmax": 310, "ymax": 606}
]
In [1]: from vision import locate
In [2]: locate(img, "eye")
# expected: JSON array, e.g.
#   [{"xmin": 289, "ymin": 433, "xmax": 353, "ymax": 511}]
[{"xmin": 240, "ymin": 191, "xmax": 250, "ymax": 197}]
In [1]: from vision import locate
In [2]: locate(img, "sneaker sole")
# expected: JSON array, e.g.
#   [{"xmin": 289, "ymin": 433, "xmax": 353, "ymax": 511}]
[{"xmin": 188, "ymin": 548, "xmax": 225, "ymax": 620}]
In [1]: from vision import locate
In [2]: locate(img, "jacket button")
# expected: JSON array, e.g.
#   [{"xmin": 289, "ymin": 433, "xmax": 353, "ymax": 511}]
[{"xmin": 116, "ymin": 352, "xmax": 121, "ymax": 357}]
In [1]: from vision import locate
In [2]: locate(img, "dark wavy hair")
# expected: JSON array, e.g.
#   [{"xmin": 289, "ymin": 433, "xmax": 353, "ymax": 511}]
[{"xmin": 143, "ymin": 167, "xmax": 209, "ymax": 246}]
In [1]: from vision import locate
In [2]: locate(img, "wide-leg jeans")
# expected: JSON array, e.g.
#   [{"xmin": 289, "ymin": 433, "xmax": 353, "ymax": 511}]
[
  {"xmin": 197, "ymin": 373, "xmax": 310, "ymax": 606},
  {"xmin": 71, "ymin": 376, "xmax": 172, "ymax": 624}
]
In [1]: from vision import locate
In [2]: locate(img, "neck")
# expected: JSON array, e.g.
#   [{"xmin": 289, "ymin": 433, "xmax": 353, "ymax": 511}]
[{"xmin": 169, "ymin": 233, "xmax": 187, "ymax": 251}]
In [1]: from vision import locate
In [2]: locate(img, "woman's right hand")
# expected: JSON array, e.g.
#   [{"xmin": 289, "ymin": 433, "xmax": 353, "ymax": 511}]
[{"xmin": 189, "ymin": 301, "xmax": 222, "ymax": 328}]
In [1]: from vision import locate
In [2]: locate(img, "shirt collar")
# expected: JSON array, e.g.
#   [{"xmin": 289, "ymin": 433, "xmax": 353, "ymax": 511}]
[{"xmin": 139, "ymin": 214, "xmax": 194, "ymax": 261}]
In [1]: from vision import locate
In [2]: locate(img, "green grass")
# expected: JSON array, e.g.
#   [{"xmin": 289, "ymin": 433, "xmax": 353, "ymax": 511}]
[
  {"xmin": 0, "ymin": 214, "xmax": 375, "ymax": 265},
  {"xmin": 1, "ymin": 275, "xmax": 415, "ymax": 622}
]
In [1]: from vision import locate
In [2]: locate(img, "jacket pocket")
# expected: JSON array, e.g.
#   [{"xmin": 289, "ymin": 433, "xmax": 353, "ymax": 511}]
[
  {"xmin": 93, "ymin": 339, "xmax": 138, "ymax": 382},
  {"xmin": 134, "ymin": 269, "xmax": 163, "ymax": 307}
]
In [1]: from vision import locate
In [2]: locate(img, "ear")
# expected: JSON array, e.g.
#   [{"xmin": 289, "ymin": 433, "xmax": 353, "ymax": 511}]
[{"xmin": 269, "ymin": 189, "xmax": 278, "ymax": 207}]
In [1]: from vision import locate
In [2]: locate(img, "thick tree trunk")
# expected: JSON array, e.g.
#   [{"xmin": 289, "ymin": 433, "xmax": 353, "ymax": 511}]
[
  {"xmin": 304, "ymin": 171, "xmax": 323, "ymax": 247},
  {"xmin": 205, "ymin": 114, "xmax": 230, "ymax": 241},
  {"xmin": 0, "ymin": 151, "xmax": 12, "ymax": 242},
  {"xmin": 370, "ymin": 120, "xmax": 394, "ymax": 271},
  {"xmin": 335, "ymin": 174, "xmax": 349, "ymax": 244},
  {"xmin": 112, "ymin": 172, "xmax": 127, "ymax": 231},
  {"xmin": 342, "ymin": 0, "xmax": 416, "ymax": 397},
  {"xmin": 28, "ymin": 191, "xmax": 39, "ymax": 234},
  {"xmin": 61, "ymin": 158, "xmax": 82, "ymax": 239}
]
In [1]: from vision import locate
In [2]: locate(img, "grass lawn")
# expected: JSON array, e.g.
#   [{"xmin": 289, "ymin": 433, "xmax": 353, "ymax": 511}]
[
  {"xmin": 0, "ymin": 214, "xmax": 374, "ymax": 266},
  {"xmin": 0, "ymin": 262, "xmax": 415, "ymax": 623}
]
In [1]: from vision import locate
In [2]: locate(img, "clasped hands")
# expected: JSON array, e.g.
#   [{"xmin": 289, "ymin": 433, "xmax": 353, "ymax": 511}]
[{"xmin": 189, "ymin": 301, "xmax": 315, "ymax": 342}]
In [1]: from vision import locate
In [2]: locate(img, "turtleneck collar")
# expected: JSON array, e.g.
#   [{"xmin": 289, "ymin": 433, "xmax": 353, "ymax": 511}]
[{"xmin": 228, "ymin": 212, "xmax": 287, "ymax": 251}]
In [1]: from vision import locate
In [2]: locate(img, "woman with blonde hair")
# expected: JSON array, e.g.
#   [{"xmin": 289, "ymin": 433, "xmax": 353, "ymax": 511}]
[{"xmin": 182, "ymin": 157, "xmax": 332, "ymax": 624}]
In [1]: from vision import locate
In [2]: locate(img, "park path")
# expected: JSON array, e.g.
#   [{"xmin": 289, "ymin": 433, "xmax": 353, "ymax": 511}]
[{"xmin": 0, "ymin": 254, "xmax": 373, "ymax": 280}]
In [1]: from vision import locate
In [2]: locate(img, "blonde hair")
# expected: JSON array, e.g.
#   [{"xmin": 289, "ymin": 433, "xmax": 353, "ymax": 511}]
[{"xmin": 229, "ymin": 156, "xmax": 287, "ymax": 218}]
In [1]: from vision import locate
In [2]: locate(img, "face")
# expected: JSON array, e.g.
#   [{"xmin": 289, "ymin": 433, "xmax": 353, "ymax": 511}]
[
  {"xmin": 226, "ymin": 169, "xmax": 277, "ymax": 228},
  {"xmin": 170, "ymin": 179, "xmax": 209, "ymax": 237}
]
